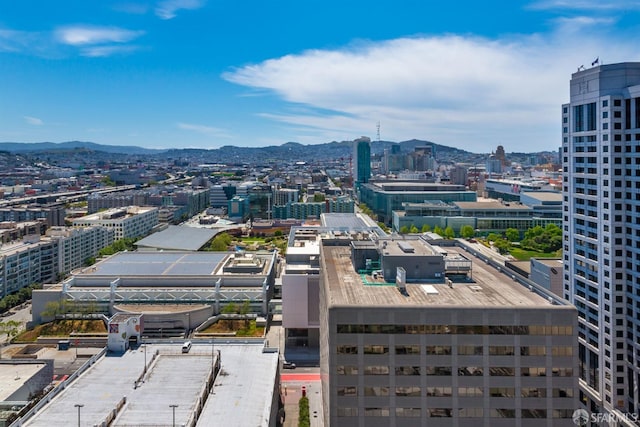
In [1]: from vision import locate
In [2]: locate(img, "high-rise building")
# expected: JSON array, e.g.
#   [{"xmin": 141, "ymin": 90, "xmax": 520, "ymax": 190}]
[
  {"xmin": 320, "ymin": 236, "xmax": 578, "ymax": 426},
  {"xmin": 353, "ymin": 136, "xmax": 371, "ymax": 187},
  {"xmin": 563, "ymin": 62, "xmax": 640, "ymax": 423}
]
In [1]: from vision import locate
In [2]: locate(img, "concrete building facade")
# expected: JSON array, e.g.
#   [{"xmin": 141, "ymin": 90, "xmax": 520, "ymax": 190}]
[
  {"xmin": 71, "ymin": 206, "xmax": 158, "ymax": 240},
  {"xmin": 320, "ymin": 240, "xmax": 578, "ymax": 426},
  {"xmin": 563, "ymin": 62, "xmax": 640, "ymax": 423}
]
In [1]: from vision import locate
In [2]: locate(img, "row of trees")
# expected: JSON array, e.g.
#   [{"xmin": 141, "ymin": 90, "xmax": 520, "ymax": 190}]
[
  {"xmin": 0, "ymin": 283, "xmax": 39, "ymax": 315},
  {"xmin": 486, "ymin": 224, "xmax": 562, "ymax": 254},
  {"xmin": 399, "ymin": 224, "xmax": 462, "ymax": 239},
  {"xmin": 396, "ymin": 223, "xmax": 562, "ymax": 254}
]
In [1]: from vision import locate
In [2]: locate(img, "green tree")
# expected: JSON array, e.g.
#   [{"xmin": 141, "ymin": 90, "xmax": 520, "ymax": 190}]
[
  {"xmin": 444, "ymin": 226, "xmax": 455, "ymax": 239},
  {"xmin": 493, "ymin": 238, "xmax": 512, "ymax": 254},
  {"xmin": 240, "ymin": 300, "xmax": 251, "ymax": 327},
  {"xmin": 521, "ymin": 224, "xmax": 562, "ymax": 252},
  {"xmin": 410, "ymin": 225, "xmax": 419, "ymax": 234},
  {"xmin": 0, "ymin": 320, "xmax": 21, "ymax": 359},
  {"xmin": 210, "ymin": 233, "xmax": 233, "ymax": 251},
  {"xmin": 101, "ymin": 176, "xmax": 116, "ymax": 186},
  {"xmin": 313, "ymin": 193, "xmax": 326, "ymax": 202},
  {"xmin": 221, "ymin": 302, "xmax": 238, "ymax": 314},
  {"xmin": 505, "ymin": 228, "xmax": 520, "ymax": 242},
  {"xmin": 274, "ymin": 230, "xmax": 283, "ymax": 237},
  {"xmin": 399, "ymin": 226, "xmax": 409, "ymax": 234},
  {"xmin": 460, "ymin": 225, "xmax": 475, "ymax": 239},
  {"xmin": 433, "ymin": 226, "xmax": 444, "ymax": 237},
  {"xmin": 487, "ymin": 233, "xmax": 501, "ymax": 242},
  {"xmin": 421, "ymin": 224, "xmax": 431, "ymax": 233},
  {"xmin": 377, "ymin": 222, "xmax": 390, "ymax": 233},
  {"xmin": 298, "ymin": 396, "xmax": 310, "ymax": 427}
]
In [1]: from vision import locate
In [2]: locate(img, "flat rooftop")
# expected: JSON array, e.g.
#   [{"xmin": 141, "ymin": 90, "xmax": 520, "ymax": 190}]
[
  {"xmin": 23, "ymin": 343, "xmax": 277, "ymax": 427},
  {"xmin": 521, "ymin": 191, "xmax": 563, "ymax": 202},
  {"xmin": 76, "ymin": 251, "xmax": 274, "ymax": 278},
  {"xmin": 0, "ymin": 363, "xmax": 48, "ymax": 401},
  {"xmin": 323, "ymin": 245, "xmax": 561, "ymax": 308},
  {"xmin": 196, "ymin": 345, "xmax": 278, "ymax": 426},
  {"xmin": 73, "ymin": 206, "xmax": 156, "ymax": 221},
  {"xmin": 135, "ymin": 225, "xmax": 218, "ymax": 251},
  {"xmin": 81, "ymin": 252, "xmax": 229, "ymax": 276},
  {"xmin": 454, "ymin": 201, "xmax": 531, "ymax": 211},
  {"xmin": 379, "ymin": 239, "xmax": 441, "ymax": 256}
]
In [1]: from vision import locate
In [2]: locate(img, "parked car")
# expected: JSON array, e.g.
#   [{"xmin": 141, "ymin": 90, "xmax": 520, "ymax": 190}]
[{"xmin": 282, "ymin": 360, "xmax": 296, "ymax": 369}]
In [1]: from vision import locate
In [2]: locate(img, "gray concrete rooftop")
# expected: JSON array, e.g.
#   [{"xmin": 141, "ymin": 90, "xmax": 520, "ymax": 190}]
[
  {"xmin": 22, "ymin": 343, "xmax": 278, "ymax": 427},
  {"xmin": 197, "ymin": 344, "xmax": 278, "ymax": 426},
  {"xmin": 24, "ymin": 345, "xmax": 213, "ymax": 427},
  {"xmin": 323, "ymin": 245, "xmax": 561, "ymax": 308},
  {"xmin": 0, "ymin": 363, "xmax": 47, "ymax": 401}
]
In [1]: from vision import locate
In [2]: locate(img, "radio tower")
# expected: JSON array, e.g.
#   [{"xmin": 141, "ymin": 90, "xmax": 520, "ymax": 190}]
[{"xmin": 376, "ymin": 121, "xmax": 381, "ymax": 143}]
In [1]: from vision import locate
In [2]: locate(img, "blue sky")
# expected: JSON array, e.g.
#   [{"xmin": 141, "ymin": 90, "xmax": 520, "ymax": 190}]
[{"xmin": 1, "ymin": 0, "xmax": 640, "ymax": 153}]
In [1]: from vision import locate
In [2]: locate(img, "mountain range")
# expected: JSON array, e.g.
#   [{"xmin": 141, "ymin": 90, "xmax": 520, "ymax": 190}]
[{"xmin": 0, "ymin": 140, "xmax": 554, "ymax": 165}]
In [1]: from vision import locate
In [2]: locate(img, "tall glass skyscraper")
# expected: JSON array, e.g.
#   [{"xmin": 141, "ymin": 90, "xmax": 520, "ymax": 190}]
[
  {"xmin": 353, "ymin": 136, "xmax": 371, "ymax": 187},
  {"xmin": 563, "ymin": 62, "xmax": 640, "ymax": 425}
]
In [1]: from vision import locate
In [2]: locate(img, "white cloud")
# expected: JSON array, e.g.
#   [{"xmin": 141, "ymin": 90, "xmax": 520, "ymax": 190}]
[
  {"xmin": 177, "ymin": 122, "xmax": 231, "ymax": 137},
  {"xmin": 55, "ymin": 25, "xmax": 144, "ymax": 46},
  {"xmin": 155, "ymin": 0, "xmax": 205, "ymax": 20},
  {"xmin": 528, "ymin": 0, "xmax": 640, "ymax": 11},
  {"xmin": 80, "ymin": 45, "xmax": 140, "ymax": 57},
  {"xmin": 224, "ymin": 30, "xmax": 640, "ymax": 152},
  {"xmin": 23, "ymin": 116, "xmax": 43, "ymax": 126}
]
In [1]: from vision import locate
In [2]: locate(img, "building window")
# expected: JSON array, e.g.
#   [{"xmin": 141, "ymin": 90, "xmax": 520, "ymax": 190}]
[
  {"xmin": 363, "ymin": 407, "xmax": 389, "ymax": 417},
  {"xmin": 428, "ymin": 408, "xmax": 452, "ymax": 418},
  {"xmin": 337, "ymin": 366, "xmax": 358, "ymax": 375},
  {"xmin": 458, "ymin": 387, "xmax": 483, "ymax": 397},
  {"xmin": 427, "ymin": 387, "xmax": 452, "ymax": 396},
  {"xmin": 459, "ymin": 408, "xmax": 483, "ymax": 418},
  {"xmin": 395, "ymin": 366, "xmax": 421, "ymax": 375},
  {"xmin": 490, "ymin": 409, "xmax": 516, "ymax": 418},
  {"xmin": 337, "ymin": 386, "xmax": 357, "ymax": 396},
  {"xmin": 364, "ymin": 386, "xmax": 389, "ymax": 396},
  {"xmin": 337, "ymin": 407, "xmax": 358, "ymax": 417},
  {"xmin": 522, "ymin": 409, "xmax": 547, "ymax": 418},
  {"xmin": 364, "ymin": 365, "xmax": 389, "ymax": 375},
  {"xmin": 395, "ymin": 345, "xmax": 420, "ymax": 355},
  {"xmin": 396, "ymin": 408, "xmax": 421, "ymax": 417},
  {"xmin": 426, "ymin": 366, "xmax": 452, "ymax": 376},
  {"xmin": 489, "ymin": 346, "xmax": 515, "ymax": 355},
  {"xmin": 522, "ymin": 387, "xmax": 546, "ymax": 397},
  {"xmin": 458, "ymin": 366, "xmax": 483, "ymax": 376},
  {"xmin": 363, "ymin": 345, "xmax": 388, "ymax": 354},
  {"xmin": 395, "ymin": 386, "xmax": 421, "ymax": 396},
  {"xmin": 427, "ymin": 345, "xmax": 452, "ymax": 355},
  {"xmin": 337, "ymin": 345, "xmax": 358, "ymax": 354},
  {"xmin": 458, "ymin": 345, "xmax": 483, "ymax": 355}
]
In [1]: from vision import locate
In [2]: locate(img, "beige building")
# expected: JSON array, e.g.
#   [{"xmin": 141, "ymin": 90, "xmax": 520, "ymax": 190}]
[
  {"xmin": 320, "ymin": 239, "xmax": 579, "ymax": 426},
  {"xmin": 71, "ymin": 206, "xmax": 158, "ymax": 240}
]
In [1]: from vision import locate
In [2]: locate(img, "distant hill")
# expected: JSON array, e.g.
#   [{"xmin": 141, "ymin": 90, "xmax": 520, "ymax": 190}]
[
  {"xmin": 0, "ymin": 141, "xmax": 163, "ymax": 155},
  {"xmin": 0, "ymin": 139, "xmax": 552, "ymax": 165}
]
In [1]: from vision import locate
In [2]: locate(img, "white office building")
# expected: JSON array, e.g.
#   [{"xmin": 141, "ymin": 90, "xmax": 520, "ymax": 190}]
[
  {"xmin": 563, "ymin": 62, "xmax": 640, "ymax": 424},
  {"xmin": 71, "ymin": 206, "xmax": 159, "ymax": 240}
]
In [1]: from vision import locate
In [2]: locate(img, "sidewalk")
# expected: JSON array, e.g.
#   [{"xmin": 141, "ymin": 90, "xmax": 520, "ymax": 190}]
[{"xmin": 267, "ymin": 316, "xmax": 324, "ymax": 426}]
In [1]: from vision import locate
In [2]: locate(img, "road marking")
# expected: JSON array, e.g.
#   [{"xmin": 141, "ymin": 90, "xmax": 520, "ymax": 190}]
[{"xmin": 281, "ymin": 373, "xmax": 320, "ymax": 382}]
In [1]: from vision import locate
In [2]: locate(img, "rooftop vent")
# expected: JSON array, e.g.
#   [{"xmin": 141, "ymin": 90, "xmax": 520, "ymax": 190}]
[{"xmin": 397, "ymin": 241, "xmax": 414, "ymax": 253}]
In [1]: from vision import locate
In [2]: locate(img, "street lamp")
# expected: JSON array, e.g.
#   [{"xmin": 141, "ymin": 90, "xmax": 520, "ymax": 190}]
[
  {"xmin": 142, "ymin": 344, "xmax": 147, "ymax": 374},
  {"xmin": 169, "ymin": 404, "xmax": 178, "ymax": 427},
  {"xmin": 74, "ymin": 403, "xmax": 84, "ymax": 427}
]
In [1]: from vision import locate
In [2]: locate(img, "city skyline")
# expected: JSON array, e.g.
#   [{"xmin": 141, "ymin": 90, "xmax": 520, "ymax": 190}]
[{"xmin": 1, "ymin": 0, "xmax": 639, "ymax": 152}]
